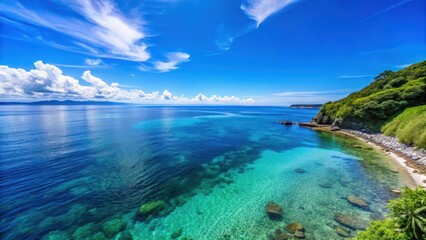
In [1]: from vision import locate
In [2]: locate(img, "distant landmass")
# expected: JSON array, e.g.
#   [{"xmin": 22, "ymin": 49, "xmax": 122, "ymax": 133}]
[
  {"xmin": 289, "ymin": 104, "xmax": 323, "ymax": 109},
  {"xmin": 0, "ymin": 100, "xmax": 127, "ymax": 105}
]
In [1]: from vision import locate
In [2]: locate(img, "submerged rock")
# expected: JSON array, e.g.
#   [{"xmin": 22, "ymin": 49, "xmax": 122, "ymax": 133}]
[
  {"xmin": 334, "ymin": 213, "xmax": 370, "ymax": 230},
  {"xmin": 294, "ymin": 230, "xmax": 305, "ymax": 238},
  {"xmin": 346, "ymin": 195, "xmax": 369, "ymax": 209},
  {"xmin": 285, "ymin": 223, "xmax": 304, "ymax": 233},
  {"xmin": 138, "ymin": 200, "xmax": 165, "ymax": 218},
  {"xmin": 295, "ymin": 168, "xmax": 306, "ymax": 173},
  {"xmin": 117, "ymin": 232, "xmax": 133, "ymax": 240},
  {"xmin": 335, "ymin": 226, "xmax": 350, "ymax": 237},
  {"xmin": 43, "ymin": 230, "xmax": 70, "ymax": 240},
  {"xmin": 171, "ymin": 227, "xmax": 183, "ymax": 239},
  {"xmin": 275, "ymin": 232, "xmax": 290, "ymax": 240},
  {"xmin": 72, "ymin": 223, "xmax": 96, "ymax": 239},
  {"xmin": 265, "ymin": 201, "xmax": 283, "ymax": 220},
  {"xmin": 91, "ymin": 232, "xmax": 107, "ymax": 240},
  {"xmin": 319, "ymin": 183, "xmax": 332, "ymax": 188},
  {"xmin": 102, "ymin": 218, "xmax": 125, "ymax": 237}
]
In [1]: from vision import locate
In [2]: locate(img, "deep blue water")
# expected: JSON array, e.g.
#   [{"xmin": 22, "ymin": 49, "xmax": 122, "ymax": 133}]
[{"xmin": 0, "ymin": 105, "xmax": 412, "ymax": 239}]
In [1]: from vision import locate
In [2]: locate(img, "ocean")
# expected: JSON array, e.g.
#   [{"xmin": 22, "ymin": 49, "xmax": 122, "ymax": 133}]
[{"xmin": 0, "ymin": 105, "xmax": 413, "ymax": 239}]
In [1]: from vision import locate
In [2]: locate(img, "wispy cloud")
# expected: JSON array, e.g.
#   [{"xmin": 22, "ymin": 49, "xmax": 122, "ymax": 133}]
[
  {"xmin": 0, "ymin": 0, "xmax": 150, "ymax": 62},
  {"xmin": 213, "ymin": 0, "xmax": 298, "ymax": 52},
  {"xmin": 0, "ymin": 61, "xmax": 254, "ymax": 104},
  {"xmin": 241, "ymin": 0, "xmax": 297, "ymax": 27},
  {"xmin": 85, "ymin": 58, "xmax": 103, "ymax": 66},
  {"xmin": 395, "ymin": 63, "xmax": 412, "ymax": 69},
  {"xmin": 262, "ymin": 90, "xmax": 352, "ymax": 105},
  {"xmin": 139, "ymin": 52, "xmax": 190, "ymax": 73},
  {"xmin": 337, "ymin": 74, "xmax": 375, "ymax": 79},
  {"xmin": 273, "ymin": 90, "xmax": 351, "ymax": 97},
  {"xmin": 362, "ymin": 0, "xmax": 413, "ymax": 21},
  {"xmin": 53, "ymin": 63, "xmax": 107, "ymax": 69}
]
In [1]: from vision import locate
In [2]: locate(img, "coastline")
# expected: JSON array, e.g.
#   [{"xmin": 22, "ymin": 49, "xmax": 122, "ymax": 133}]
[
  {"xmin": 340, "ymin": 130, "xmax": 426, "ymax": 188},
  {"xmin": 294, "ymin": 123, "xmax": 426, "ymax": 188}
]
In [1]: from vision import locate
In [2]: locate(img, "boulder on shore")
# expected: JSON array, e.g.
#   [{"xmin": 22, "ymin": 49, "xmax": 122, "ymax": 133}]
[
  {"xmin": 346, "ymin": 195, "xmax": 369, "ymax": 209},
  {"xmin": 329, "ymin": 126, "xmax": 341, "ymax": 131},
  {"xmin": 138, "ymin": 200, "xmax": 165, "ymax": 218},
  {"xmin": 265, "ymin": 202, "xmax": 283, "ymax": 220},
  {"xmin": 334, "ymin": 213, "xmax": 370, "ymax": 230},
  {"xmin": 298, "ymin": 122, "xmax": 318, "ymax": 128}
]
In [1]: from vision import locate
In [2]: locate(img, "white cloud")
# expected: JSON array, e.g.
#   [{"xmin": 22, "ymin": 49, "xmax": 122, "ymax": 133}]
[
  {"xmin": 273, "ymin": 90, "xmax": 351, "ymax": 97},
  {"xmin": 396, "ymin": 63, "xmax": 412, "ymax": 69},
  {"xmin": 362, "ymin": 0, "xmax": 413, "ymax": 21},
  {"xmin": 153, "ymin": 52, "xmax": 190, "ymax": 73},
  {"xmin": 241, "ymin": 0, "xmax": 297, "ymax": 27},
  {"xmin": 0, "ymin": 0, "xmax": 150, "ymax": 62},
  {"xmin": 0, "ymin": 61, "xmax": 254, "ymax": 105},
  {"xmin": 337, "ymin": 74, "xmax": 375, "ymax": 79},
  {"xmin": 85, "ymin": 58, "xmax": 103, "ymax": 66}
]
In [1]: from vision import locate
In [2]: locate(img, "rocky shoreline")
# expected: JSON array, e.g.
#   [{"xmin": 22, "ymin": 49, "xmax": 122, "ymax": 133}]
[
  {"xmin": 279, "ymin": 121, "xmax": 426, "ymax": 187},
  {"xmin": 344, "ymin": 130, "xmax": 426, "ymax": 170}
]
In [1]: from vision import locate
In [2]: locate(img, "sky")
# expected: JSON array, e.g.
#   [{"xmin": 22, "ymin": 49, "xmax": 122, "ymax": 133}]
[{"xmin": 0, "ymin": 0, "xmax": 425, "ymax": 105}]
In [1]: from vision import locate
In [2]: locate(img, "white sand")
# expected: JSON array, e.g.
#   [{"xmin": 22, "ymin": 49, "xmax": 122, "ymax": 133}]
[{"xmin": 341, "ymin": 130, "xmax": 426, "ymax": 188}]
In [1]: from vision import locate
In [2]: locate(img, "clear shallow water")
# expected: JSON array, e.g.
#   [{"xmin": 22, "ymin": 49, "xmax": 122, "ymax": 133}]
[{"xmin": 0, "ymin": 105, "xmax": 413, "ymax": 240}]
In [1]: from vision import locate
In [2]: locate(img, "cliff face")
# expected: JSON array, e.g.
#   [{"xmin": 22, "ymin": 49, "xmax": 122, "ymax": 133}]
[{"xmin": 312, "ymin": 61, "xmax": 426, "ymax": 131}]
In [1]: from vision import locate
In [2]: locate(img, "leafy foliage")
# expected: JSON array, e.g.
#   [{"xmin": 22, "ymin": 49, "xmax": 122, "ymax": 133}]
[
  {"xmin": 354, "ymin": 218, "xmax": 409, "ymax": 240},
  {"xmin": 316, "ymin": 61, "xmax": 426, "ymax": 129},
  {"xmin": 388, "ymin": 187, "xmax": 426, "ymax": 239},
  {"xmin": 314, "ymin": 61, "xmax": 426, "ymax": 148},
  {"xmin": 355, "ymin": 187, "xmax": 426, "ymax": 240},
  {"xmin": 382, "ymin": 105, "xmax": 426, "ymax": 149}
]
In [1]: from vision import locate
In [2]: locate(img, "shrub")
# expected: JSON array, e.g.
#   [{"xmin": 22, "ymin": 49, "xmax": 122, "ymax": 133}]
[
  {"xmin": 388, "ymin": 187, "xmax": 426, "ymax": 239},
  {"xmin": 355, "ymin": 187, "xmax": 426, "ymax": 240}
]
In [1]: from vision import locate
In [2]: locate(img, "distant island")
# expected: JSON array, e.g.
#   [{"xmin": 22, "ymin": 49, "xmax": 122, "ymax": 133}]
[
  {"xmin": 0, "ymin": 100, "xmax": 127, "ymax": 105},
  {"xmin": 289, "ymin": 104, "xmax": 323, "ymax": 109}
]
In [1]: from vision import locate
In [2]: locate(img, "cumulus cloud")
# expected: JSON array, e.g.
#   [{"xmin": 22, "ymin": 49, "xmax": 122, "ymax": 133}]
[
  {"xmin": 0, "ymin": 0, "xmax": 150, "ymax": 62},
  {"xmin": 241, "ymin": 0, "xmax": 297, "ymax": 27},
  {"xmin": 85, "ymin": 58, "xmax": 103, "ymax": 66},
  {"xmin": 0, "ymin": 61, "xmax": 254, "ymax": 104}
]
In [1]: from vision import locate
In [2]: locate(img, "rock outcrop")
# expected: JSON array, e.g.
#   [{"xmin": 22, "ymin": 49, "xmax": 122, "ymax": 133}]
[
  {"xmin": 265, "ymin": 202, "xmax": 283, "ymax": 220},
  {"xmin": 346, "ymin": 195, "xmax": 370, "ymax": 210},
  {"xmin": 138, "ymin": 200, "xmax": 166, "ymax": 218},
  {"xmin": 334, "ymin": 213, "xmax": 370, "ymax": 230}
]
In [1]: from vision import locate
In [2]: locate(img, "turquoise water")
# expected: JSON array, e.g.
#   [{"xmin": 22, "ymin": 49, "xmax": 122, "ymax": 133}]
[{"xmin": 0, "ymin": 105, "xmax": 413, "ymax": 239}]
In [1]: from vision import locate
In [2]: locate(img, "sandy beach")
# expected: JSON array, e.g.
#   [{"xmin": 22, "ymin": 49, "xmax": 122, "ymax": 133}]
[{"xmin": 340, "ymin": 130, "xmax": 426, "ymax": 188}]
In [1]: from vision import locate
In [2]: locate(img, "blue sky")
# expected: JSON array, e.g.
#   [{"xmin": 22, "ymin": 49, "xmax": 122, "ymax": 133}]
[{"xmin": 0, "ymin": 0, "xmax": 425, "ymax": 105}]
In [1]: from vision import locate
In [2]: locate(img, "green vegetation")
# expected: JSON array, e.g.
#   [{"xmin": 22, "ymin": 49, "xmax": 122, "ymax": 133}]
[
  {"xmin": 314, "ymin": 60, "xmax": 426, "ymax": 148},
  {"xmin": 382, "ymin": 105, "xmax": 426, "ymax": 149},
  {"xmin": 355, "ymin": 187, "xmax": 426, "ymax": 240}
]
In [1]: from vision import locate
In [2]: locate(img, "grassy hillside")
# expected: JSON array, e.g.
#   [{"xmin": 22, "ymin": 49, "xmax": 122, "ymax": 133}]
[
  {"xmin": 314, "ymin": 61, "xmax": 426, "ymax": 130},
  {"xmin": 382, "ymin": 105, "xmax": 426, "ymax": 149},
  {"xmin": 314, "ymin": 61, "xmax": 426, "ymax": 146}
]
